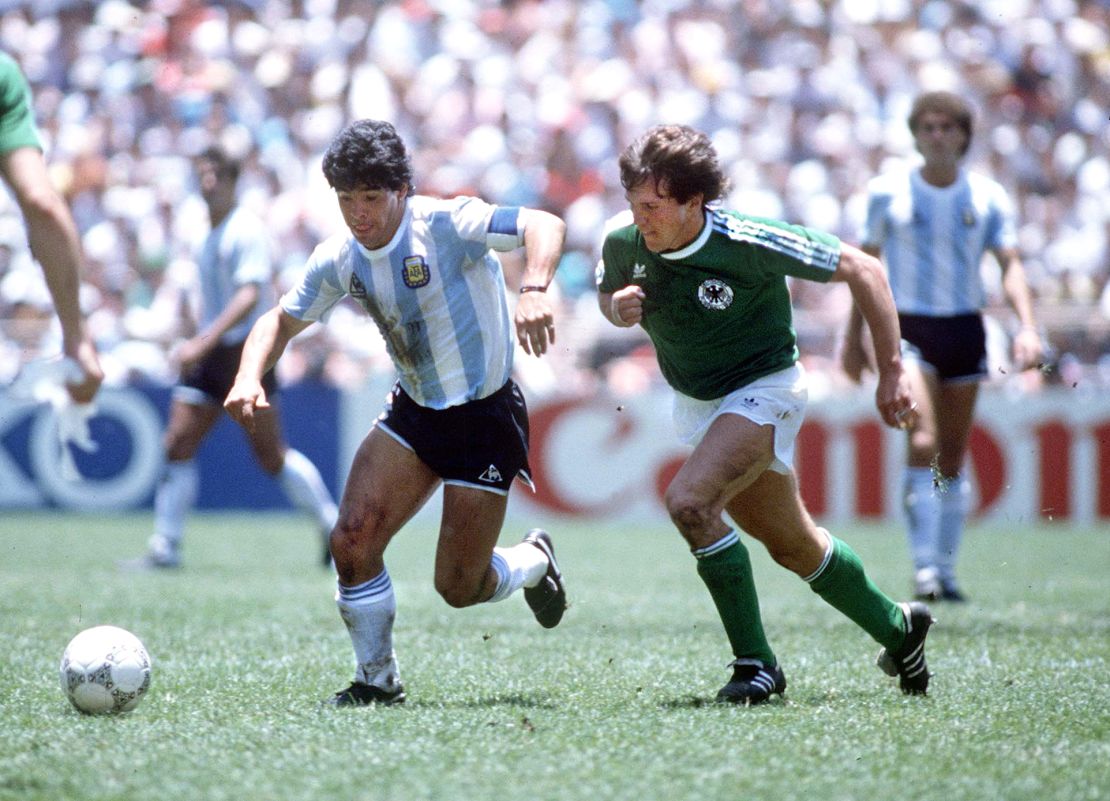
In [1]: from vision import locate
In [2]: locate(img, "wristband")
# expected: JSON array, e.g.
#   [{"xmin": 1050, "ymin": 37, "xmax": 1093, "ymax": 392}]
[{"xmin": 519, "ymin": 285, "xmax": 547, "ymax": 294}]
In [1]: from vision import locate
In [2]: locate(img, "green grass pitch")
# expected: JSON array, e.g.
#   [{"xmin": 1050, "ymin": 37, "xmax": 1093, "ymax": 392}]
[{"xmin": 1, "ymin": 512, "xmax": 1107, "ymax": 801}]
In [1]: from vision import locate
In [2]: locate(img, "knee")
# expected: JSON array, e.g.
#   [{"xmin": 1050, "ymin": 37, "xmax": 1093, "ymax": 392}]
[
  {"xmin": 665, "ymin": 486, "xmax": 715, "ymax": 537},
  {"xmin": 329, "ymin": 513, "xmax": 383, "ymax": 581},
  {"xmin": 329, "ymin": 527, "xmax": 360, "ymax": 582}
]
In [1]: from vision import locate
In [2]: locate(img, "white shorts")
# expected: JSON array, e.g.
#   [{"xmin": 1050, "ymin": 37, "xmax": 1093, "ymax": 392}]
[{"xmin": 672, "ymin": 363, "xmax": 808, "ymax": 475}]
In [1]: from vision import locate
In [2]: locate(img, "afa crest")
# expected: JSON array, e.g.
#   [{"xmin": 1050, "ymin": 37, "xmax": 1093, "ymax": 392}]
[{"xmin": 402, "ymin": 255, "xmax": 431, "ymax": 288}]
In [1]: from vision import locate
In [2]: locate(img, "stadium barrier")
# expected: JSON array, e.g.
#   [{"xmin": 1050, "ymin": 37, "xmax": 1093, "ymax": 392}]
[
  {"xmin": 1, "ymin": 380, "xmax": 1106, "ymax": 524},
  {"xmin": 508, "ymin": 384, "xmax": 1109, "ymax": 526}
]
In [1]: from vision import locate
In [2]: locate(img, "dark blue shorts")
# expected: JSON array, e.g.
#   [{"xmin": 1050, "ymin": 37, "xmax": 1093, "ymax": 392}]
[
  {"xmin": 898, "ymin": 312, "xmax": 987, "ymax": 383},
  {"xmin": 177, "ymin": 341, "xmax": 277, "ymax": 405},
  {"xmin": 376, "ymin": 380, "xmax": 533, "ymax": 494}
]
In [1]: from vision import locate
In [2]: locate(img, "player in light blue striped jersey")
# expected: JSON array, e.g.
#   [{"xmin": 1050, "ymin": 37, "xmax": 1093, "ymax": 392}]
[
  {"xmin": 225, "ymin": 120, "xmax": 568, "ymax": 706},
  {"xmin": 842, "ymin": 91, "xmax": 1043, "ymax": 602},
  {"xmin": 122, "ymin": 146, "xmax": 340, "ymax": 572}
]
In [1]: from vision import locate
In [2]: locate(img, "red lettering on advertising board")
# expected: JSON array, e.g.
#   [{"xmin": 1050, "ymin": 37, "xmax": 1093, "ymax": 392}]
[
  {"xmin": 528, "ymin": 398, "xmax": 601, "ymax": 515},
  {"xmin": 1036, "ymin": 421, "xmax": 1071, "ymax": 520},
  {"xmin": 1094, "ymin": 422, "xmax": 1110, "ymax": 518},
  {"xmin": 968, "ymin": 425, "xmax": 1005, "ymax": 515},
  {"xmin": 796, "ymin": 422, "xmax": 827, "ymax": 516},
  {"xmin": 852, "ymin": 421, "xmax": 885, "ymax": 518}
]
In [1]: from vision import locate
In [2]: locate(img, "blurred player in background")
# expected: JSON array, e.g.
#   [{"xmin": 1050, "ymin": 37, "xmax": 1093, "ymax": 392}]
[
  {"xmin": 123, "ymin": 145, "xmax": 338, "ymax": 570},
  {"xmin": 842, "ymin": 91, "xmax": 1043, "ymax": 602},
  {"xmin": 224, "ymin": 119, "xmax": 568, "ymax": 706},
  {"xmin": 597, "ymin": 124, "xmax": 932, "ymax": 703},
  {"xmin": 0, "ymin": 52, "xmax": 101, "ymax": 402}
]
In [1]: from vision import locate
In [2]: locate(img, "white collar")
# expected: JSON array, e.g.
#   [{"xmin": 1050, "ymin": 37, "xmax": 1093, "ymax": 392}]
[{"xmin": 659, "ymin": 210, "xmax": 712, "ymax": 260}]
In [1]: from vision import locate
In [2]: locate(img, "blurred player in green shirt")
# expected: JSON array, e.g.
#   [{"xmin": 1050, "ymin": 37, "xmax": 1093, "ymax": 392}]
[{"xmin": 0, "ymin": 52, "xmax": 100, "ymax": 402}]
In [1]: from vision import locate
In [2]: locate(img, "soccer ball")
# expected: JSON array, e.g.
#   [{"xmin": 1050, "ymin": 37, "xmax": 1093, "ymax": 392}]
[{"xmin": 59, "ymin": 625, "xmax": 152, "ymax": 714}]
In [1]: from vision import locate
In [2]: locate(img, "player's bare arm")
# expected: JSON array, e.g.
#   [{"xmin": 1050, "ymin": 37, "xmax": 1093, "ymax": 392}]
[
  {"xmin": 598, "ymin": 285, "xmax": 645, "ymax": 328},
  {"xmin": 831, "ymin": 243, "xmax": 915, "ymax": 429},
  {"xmin": 839, "ymin": 244, "xmax": 882, "ymax": 383},
  {"xmin": 224, "ymin": 307, "xmax": 311, "ymax": 432},
  {"xmin": 995, "ymin": 246, "xmax": 1044, "ymax": 370},
  {"xmin": 176, "ymin": 282, "xmax": 261, "ymax": 369},
  {"xmin": 514, "ymin": 208, "xmax": 566, "ymax": 356},
  {"xmin": 2, "ymin": 147, "xmax": 104, "ymax": 403}
]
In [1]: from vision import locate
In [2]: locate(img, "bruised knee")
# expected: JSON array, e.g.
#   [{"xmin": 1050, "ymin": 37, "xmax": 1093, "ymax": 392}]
[
  {"xmin": 665, "ymin": 485, "xmax": 716, "ymax": 540},
  {"xmin": 329, "ymin": 511, "xmax": 387, "ymax": 583}
]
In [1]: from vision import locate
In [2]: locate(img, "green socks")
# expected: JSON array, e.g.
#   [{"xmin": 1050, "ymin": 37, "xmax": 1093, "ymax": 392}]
[
  {"xmin": 694, "ymin": 531, "xmax": 777, "ymax": 666},
  {"xmin": 806, "ymin": 533, "xmax": 905, "ymax": 652},
  {"xmin": 695, "ymin": 530, "xmax": 907, "ymax": 663}
]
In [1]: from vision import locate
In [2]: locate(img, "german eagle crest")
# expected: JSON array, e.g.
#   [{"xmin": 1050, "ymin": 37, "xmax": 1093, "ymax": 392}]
[{"xmin": 698, "ymin": 278, "xmax": 733, "ymax": 310}]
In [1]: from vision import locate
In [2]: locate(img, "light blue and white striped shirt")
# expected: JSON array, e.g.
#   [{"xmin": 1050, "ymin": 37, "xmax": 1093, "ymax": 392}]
[
  {"xmin": 861, "ymin": 168, "xmax": 1016, "ymax": 316},
  {"xmin": 281, "ymin": 195, "xmax": 525, "ymax": 409},
  {"xmin": 197, "ymin": 206, "xmax": 276, "ymax": 345}
]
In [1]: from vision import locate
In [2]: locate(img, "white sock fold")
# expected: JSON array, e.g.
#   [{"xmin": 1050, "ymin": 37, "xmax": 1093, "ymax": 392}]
[
  {"xmin": 486, "ymin": 542, "xmax": 548, "ymax": 603},
  {"xmin": 692, "ymin": 529, "xmax": 740, "ymax": 560},
  {"xmin": 335, "ymin": 570, "xmax": 402, "ymax": 690}
]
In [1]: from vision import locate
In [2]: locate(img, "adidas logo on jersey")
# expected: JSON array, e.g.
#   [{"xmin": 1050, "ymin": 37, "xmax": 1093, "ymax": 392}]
[{"xmin": 479, "ymin": 464, "xmax": 503, "ymax": 483}]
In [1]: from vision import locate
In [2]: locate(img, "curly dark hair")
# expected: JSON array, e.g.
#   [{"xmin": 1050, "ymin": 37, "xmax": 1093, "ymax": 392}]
[
  {"xmin": 197, "ymin": 145, "xmax": 240, "ymax": 183},
  {"xmin": 618, "ymin": 124, "xmax": 728, "ymax": 205},
  {"xmin": 908, "ymin": 91, "xmax": 974, "ymax": 156},
  {"xmin": 322, "ymin": 119, "xmax": 414, "ymax": 194}
]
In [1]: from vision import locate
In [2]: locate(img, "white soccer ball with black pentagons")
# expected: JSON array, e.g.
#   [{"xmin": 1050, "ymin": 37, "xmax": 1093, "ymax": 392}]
[{"xmin": 59, "ymin": 625, "xmax": 151, "ymax": 714}]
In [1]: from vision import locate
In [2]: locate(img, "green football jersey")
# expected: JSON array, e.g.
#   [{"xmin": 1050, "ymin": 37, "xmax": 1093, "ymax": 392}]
[
  {"xmin": 0, "ymin": 53, "xmax": 42, "ymax": 155},
  {"xmin": 598, "ymin": 209, "xmax": 841, "ymax": 400}
]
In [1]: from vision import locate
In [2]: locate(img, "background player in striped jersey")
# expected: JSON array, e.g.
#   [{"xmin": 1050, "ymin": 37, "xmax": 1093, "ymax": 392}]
[
  {"xmin": 224, "ymin": 119, "xmax": 568, "ymax": 706},
  {"xmin": 597, "ymin": 124, "xmax": 932, "ymax": 703},
  {"xmin": 123, "ymin": 145, "xmax": 339, "ymax": 570},
  {"xmin": 842, "ymin": 91, "xmax": 1043, "ymax": 603}
]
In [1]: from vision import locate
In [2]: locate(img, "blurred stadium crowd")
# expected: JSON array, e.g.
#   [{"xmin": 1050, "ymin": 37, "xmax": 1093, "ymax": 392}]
[{"xmin": 1, "ymin": 0, "xmax": 1108, "ymax": 400}]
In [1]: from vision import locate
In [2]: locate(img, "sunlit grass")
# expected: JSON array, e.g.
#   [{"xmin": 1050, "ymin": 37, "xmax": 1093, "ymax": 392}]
[{"xmin": 2, "ymin": 513, "xmax": 1107, "ymax": 801}]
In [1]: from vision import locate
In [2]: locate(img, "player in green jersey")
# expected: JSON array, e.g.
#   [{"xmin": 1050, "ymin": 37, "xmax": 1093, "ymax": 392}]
[
  {"xmin": 0, "ymin": 52, "xmax": 101, "ymax": 402},
  {"xmin": 597, "ymin": 124, "xmax": 933, "ymax": 702}
]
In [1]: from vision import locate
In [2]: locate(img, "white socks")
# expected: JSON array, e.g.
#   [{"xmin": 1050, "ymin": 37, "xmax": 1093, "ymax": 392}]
[
  {"xmin": 936, "ymin": 474, "xmax": 969, "ymax": 583},
  {"xmin": 337, "ymin": 543, "xmax": 549, "ymax": 691},
  {"xmin": 278, "ymin": 448, "xmax": 338, "ymax": 531},
  {"xmin": 336, "ymin": 571, "xmax": 402, "ymax": 691},
  {"xmin": 487, "ymin": 542, "xmax": 548, "ymax": 603},
  {"xmin": 903, "ymin": 466, "xmax": 940, "ymax": 575},
  {"xmin": 150, "ymin": 460, "xmax": 198, "ymax": 559},
  {"xmin": 905, "ymin": 466, "xmax": 969, "ymax": 587}
]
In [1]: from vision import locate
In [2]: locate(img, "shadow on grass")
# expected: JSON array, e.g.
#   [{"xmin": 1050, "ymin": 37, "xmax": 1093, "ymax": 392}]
[
  {"xmin": 408, "ymin": 693, "xmax": 558, "ymax": 711},
  {"xmin": 657, "ymin": 695, "xmax": 713, "ymax": 709},
  {"xmin": 657, "ymin": 694, "xmax": 795, "ymax": 710}
]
